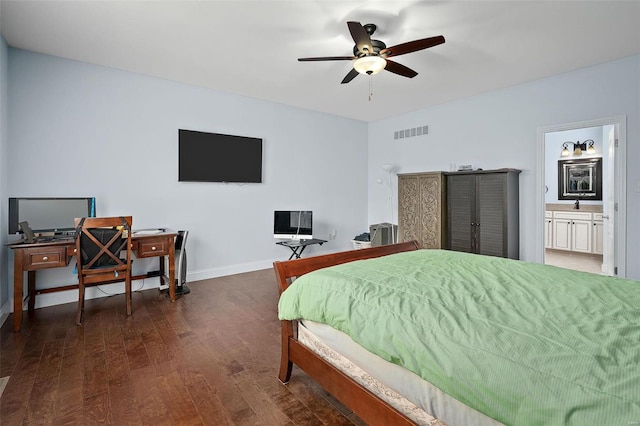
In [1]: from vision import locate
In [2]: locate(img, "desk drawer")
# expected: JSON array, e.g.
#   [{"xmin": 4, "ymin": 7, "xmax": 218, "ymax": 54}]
[
  {"xmin": 136, "ymin": 238, "xmax": 169, "ymax": 258},
  {"xmin": 24, "ymin": 246, "xmax": 68, "ymax": 269},
  {"xmin": 67, "ymin": 246, "xmax": 78, "ymax": 257}
]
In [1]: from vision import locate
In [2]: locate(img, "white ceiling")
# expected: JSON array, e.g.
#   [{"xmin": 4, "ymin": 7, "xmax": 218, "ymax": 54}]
[{"xmin": 1, "ymin": 1, "xmax": 639, "ymax": 122}]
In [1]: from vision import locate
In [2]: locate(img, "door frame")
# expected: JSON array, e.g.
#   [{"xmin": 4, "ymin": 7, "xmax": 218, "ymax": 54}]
[{"xmin": 535, "ymin": 116, "xmax": 627, "ymax": 277}]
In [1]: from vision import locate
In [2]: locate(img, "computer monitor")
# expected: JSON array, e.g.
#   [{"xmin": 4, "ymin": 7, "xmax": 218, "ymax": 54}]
[
  {"xmin": 274, "ymin": 210, "xmax": 313, "ymax": 240},
  {"xmin": 8, "ymin": 197, "xmax": 96, "ymax": 235}
]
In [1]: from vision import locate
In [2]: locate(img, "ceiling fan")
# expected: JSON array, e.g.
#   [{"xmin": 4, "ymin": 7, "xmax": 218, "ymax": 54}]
[{"xmin": 298, "ymin": 21, "xmax": 445, "ymax": 84}]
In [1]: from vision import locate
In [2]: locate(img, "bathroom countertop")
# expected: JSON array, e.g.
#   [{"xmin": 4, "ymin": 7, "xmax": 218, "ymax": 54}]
[{"xmin": 545, "ymin": 203, "xmax": 603, "ymax": 213}]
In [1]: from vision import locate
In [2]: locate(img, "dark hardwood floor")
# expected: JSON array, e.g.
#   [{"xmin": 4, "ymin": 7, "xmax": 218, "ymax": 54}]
[{"xmin": 0, "ymin": 269, "xmax": 365, "ymax": 425}]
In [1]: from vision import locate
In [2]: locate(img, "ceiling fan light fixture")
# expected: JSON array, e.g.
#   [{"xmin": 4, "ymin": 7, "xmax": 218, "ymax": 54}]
[{"xmin": 354, "ymin": 56, "xmax": 387, "ymax": 75}]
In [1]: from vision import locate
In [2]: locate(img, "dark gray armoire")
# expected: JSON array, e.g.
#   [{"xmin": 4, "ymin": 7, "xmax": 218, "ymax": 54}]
[{"xmin": 446, "ymin": 169, "xmax": 520, "ymax": 259}]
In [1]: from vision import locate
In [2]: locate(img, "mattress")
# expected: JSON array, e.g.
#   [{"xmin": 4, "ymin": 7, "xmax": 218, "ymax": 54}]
[{"xmin": 299, "ymin": 319, "xmax": 501, "ymax": 426}]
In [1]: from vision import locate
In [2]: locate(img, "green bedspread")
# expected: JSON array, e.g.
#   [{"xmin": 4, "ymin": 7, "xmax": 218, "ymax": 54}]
[{"xmin": 278, "ymin": 249, "xmax": 640, "ymax": 425}]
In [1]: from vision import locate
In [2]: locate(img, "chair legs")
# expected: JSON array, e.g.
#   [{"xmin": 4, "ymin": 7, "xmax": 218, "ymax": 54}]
[
  {"xmin": 76, "ymin": 281, "xmax": 85, "ymax": 325},
  {"xmin": 77, "ymin": 278, "xmax": 132, "ymax": 325},
  {"xmin": 125, "ymin": 275, "xmax": 132, "ymax": 316}
]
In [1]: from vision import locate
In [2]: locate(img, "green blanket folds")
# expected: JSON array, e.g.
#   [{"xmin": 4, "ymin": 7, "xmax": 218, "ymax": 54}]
[{"xmin": 277, "ymin": 249, "xmax": 640, "ymax": 425}]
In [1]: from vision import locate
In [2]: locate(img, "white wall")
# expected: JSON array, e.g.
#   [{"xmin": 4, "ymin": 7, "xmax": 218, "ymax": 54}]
[
  {"xmin": 7, "ymin": 48, "xmax": 368, "ymax": 307},
  {"xmin": 368, "ymin": 55, "xmax": 640, "ymax": 279}
]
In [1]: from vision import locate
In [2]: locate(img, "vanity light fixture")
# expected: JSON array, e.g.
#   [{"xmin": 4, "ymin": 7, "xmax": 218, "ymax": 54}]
[{"xmin": 560, "ymin": 139, "xmax": 595, "ymax": 157}]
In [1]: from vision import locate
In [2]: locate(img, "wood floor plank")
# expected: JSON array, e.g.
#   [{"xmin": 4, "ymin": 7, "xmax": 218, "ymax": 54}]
[
  {"xmin": 23, "ymin": 339, "xmax": 64, "ymax": 424},
  {"xmin": 1, "ymin": 269, "xmax": 363, "ymax": 425},
  {"xmin": 231, "ymin": 368, "xmax": 291, "ymax": 425},
  {"xmin": 107, "ymin": 376, "xmax": 142, "ymax": 425},
  {"xmin": 129, "ymin": 365, "xmax": 172, "ymax": 426},
  {"xmin": 0, "ymin": 323, "xmax": 49, "ymax": 423},
  {"xmin": 156, "ymin": 369, "xmax": 202, "ymax": 425},
  {"xmin": 83, "ymin": 391, "xmax": 111, "ymax": 425},
  {"xmin": 180, "ymin": 364, "xmax": 235, "ymax": 425},
  {"xmin": 83, "ymin": 350, "xmax": 108, "ymax": 400},
  {"xmin": 52, "ymin": 326, "xmax": 86, "ymax": 424}
]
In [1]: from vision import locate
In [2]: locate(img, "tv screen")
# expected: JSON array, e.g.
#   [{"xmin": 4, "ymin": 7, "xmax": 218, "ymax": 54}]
[
  {"xmin": 178, "ymin": 129, "xmax": 263, "ymax": 183},
  {"xmin": 274, "ymin": 210, "xmax": 313, "ymax": 240},
  {"xmin": 8, "ymin": 197, "xmax": 96, "ymax": 234}
]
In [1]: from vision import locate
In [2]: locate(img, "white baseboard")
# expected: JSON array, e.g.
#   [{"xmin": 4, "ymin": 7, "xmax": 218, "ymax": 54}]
[{"xmin": 186, "ymin": 259, "xmax": 275, "ymax": 282}]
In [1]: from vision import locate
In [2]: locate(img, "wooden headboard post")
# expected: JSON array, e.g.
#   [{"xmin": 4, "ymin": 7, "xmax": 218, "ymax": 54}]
[{"xmin": 273, "ymin": 241, "xmax": 421, "ymax": 424}]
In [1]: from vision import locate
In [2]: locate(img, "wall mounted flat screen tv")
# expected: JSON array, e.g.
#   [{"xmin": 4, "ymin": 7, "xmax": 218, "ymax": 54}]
[
  {"xmin": 274, "ymin": 210, "xmax": 313, "ymax": 240},
  {"xmin": 8, "ymin": 197, "xmax": 96, "ymax": 234},
  {"xmin": 179, "ymin": 129, "xmax": 263, "ymax": 183}
]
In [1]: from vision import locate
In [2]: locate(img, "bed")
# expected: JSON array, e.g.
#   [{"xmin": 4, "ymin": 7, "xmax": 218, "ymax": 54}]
[{"xmin": 273, "ymin": 242, "xmax": 640, "ymax": 425}]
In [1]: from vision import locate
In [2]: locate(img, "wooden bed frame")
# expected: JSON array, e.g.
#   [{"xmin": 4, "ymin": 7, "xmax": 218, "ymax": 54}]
[{"xmin": 273, "ymin": 241, "xmax": 421, "ymax": 425}]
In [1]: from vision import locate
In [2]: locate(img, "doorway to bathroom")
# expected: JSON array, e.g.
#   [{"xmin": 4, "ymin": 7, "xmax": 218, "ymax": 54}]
[{"xmin": 537, "ymin": 117, "xmax": 626, "ymax": 277}]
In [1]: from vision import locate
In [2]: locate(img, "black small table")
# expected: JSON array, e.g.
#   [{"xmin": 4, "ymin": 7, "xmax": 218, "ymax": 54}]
[{"xmin": 276, "ymin": 238, "xmax": 327, "ymax": 260}]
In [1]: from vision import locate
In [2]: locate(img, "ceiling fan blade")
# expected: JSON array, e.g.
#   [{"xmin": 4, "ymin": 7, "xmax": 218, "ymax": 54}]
[
  {"xmin": 341, "ymin": 68, "xmax": 360, "ymax": 84},
  {"xmin": 380, "ymin": 35, "xmax": 445, "ymax": 57},
  {"xmin": 384, "ymin": 60, "xmax": 418, "ymax": 78},
  {"xmin": 298, "ymin": 56, "xmax": 355, "ymax": 62},
  {"xmin": 347, "ymin": 21, "xmax": 373, "ymax": 54}
]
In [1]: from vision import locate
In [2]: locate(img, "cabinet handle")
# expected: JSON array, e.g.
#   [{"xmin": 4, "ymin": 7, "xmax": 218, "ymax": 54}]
[
  {"xmin": 73, "ymin": 249, "xmax": 77, "ymax": 253},
  {"xmin": 151, "ymin": 246, "xmax": 156, "ymax": 251},
  {"xmin": 42, "ymin": 256, "xmax": 48, "ymax": 261}
]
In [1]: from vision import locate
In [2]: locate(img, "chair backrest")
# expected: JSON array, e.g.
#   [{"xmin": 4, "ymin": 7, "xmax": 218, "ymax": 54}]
[{"xmin": 74, "ymin": 216, "xmax": 133, "ymax": 272}]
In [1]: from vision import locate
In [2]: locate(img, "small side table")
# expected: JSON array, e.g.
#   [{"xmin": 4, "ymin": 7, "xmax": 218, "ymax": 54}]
[{"xmin": 276, "ymin": 238, "xmax": 327, "ymax": 260}]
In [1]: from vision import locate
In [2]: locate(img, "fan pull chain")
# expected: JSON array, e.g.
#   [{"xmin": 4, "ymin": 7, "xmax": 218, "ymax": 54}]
[{"xmin": 368, "ymin": 76, "xmax": 373, "ymax": 101}]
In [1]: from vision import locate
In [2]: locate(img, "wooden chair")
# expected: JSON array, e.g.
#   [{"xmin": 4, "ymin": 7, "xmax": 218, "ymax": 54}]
[{"xmin": 74, "ymin": 216, "xmax": 133, "ymax": 325}]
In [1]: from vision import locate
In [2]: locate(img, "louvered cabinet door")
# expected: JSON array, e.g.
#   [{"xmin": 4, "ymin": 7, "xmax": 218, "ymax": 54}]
[
  {"xmin": 477, "ymin": 173, "xmax": 507, "ymax": 257},
  {"xmin": 447, "ymin": 174, "xmax": 476, "ymax": 253}
]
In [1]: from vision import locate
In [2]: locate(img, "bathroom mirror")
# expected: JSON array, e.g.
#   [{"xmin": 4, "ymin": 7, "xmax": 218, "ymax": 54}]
[{"xmin": 557, "ymin": 158, "xmax": 602, "ymax": 200}]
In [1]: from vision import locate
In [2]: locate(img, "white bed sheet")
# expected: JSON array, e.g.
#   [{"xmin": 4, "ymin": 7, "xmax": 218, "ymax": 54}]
[{"xmin": 300, "ymin": 320, "xmax": 502, "ymax": 426}]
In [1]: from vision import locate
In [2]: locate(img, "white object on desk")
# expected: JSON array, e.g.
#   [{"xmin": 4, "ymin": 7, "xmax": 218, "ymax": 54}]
[{"xmin": 133, "ymin": 229, "xmax": 163, "ymax": 235}]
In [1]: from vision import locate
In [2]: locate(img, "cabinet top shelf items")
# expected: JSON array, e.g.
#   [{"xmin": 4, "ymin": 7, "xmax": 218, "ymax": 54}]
[
  {"xmin": 399, "ymin": 168, "xmax": 521, "ymax": 177},
  {"xmin": 444, "ymin": 168, "xmax": 521, "ymax": 176}
]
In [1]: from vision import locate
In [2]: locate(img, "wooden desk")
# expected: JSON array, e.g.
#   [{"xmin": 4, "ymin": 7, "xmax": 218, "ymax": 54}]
[{"xmin": 8, "ymin": 229, "xmax": 177, "ymax": 332}]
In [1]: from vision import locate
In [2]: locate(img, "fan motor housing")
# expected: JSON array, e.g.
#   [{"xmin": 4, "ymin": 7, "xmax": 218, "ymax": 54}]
[{"xmin": 353, "ymin": 39, "xmax": 387, "ymax": 57}]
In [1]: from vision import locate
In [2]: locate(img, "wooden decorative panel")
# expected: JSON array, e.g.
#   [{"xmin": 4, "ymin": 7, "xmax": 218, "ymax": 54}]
[{"xmin": 398, "ymin": 172, "xmax": 446, "ymax": 249}]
